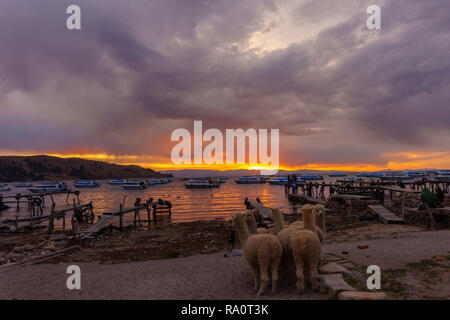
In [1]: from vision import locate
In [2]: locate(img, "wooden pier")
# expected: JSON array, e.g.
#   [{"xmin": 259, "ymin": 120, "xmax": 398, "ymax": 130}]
[
  {"xmin": 368, "ymin": 205, "xmax": 404, "ymax": 224},
  {"xmin": 287, "ymin": 193, "xmax": 326, "ymax": 205}
]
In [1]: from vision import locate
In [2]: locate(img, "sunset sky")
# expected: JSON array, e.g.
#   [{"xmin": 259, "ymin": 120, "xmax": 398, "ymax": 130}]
[{"xmin": 1, "ymin": 0, "xmax": 450, "ymax": 171}]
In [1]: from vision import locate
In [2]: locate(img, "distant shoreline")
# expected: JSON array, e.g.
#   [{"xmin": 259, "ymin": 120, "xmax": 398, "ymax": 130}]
[{"xmin": 0, "ymin": 155, "xmax": 171, "ymax": 182}]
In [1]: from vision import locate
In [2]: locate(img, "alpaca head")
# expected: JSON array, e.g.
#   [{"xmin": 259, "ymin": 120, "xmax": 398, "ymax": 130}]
[
  {"xmin": 232, "ymin": 213, "xmax": 250, "ymax": 244},
  {"xmin": 269, "ymin": 207, "xmax": 285, "ymax": 234},
  {"xmin": 314, "ymin": 204, "xmax": 326, "ymax": 231},
  {"xmin": 244, "ymin": 211, "xmax": 259, "ymax": 235},
  {"xmin": 301, "ymin": 204, "xmax": 315, "ymax": 231}
]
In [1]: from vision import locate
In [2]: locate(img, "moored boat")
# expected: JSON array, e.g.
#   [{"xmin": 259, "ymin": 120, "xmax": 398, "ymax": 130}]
[
  {"xmin": 329, "ymin": 173, "xmax": 347, "ymax": 177},
  {"xmin": 235, "ymin": 176, "xmax": 266, "ymax": 184},
  {"xmin": 435, "ymin": 170, "xmax": 450, "ymax": 181},
  {"xmin": 14, "ymin": 182, "xmax": 33, "ymax": 188},
  {"xmin": 0, "ymin": 183, "xmax": 11, "ymax": 192},
  {"xmin": 299, "ymin": 174, "xmax": 324, "ymax": 180},
  {"xmin": 402, "ymin": 170, "xmax": 429, "ymax": 179},
  {"xmin": 147, "ymin": 178, "xmax": 172, "ymax": 185},
  {"xmin": 109, "ymin": 179, "xmax": 128, "ymax": 185},
  {"xmin": 268, "ymin": 177, "xmax": 289, "ymax": 185},
  {"xmin": 342, "ymin": 176, "xmax": 360, "ymax": 182},
  {"xmin": 121, "ymin": 180, "xmax": 149, "ymax": 190},
  {"xmin": 29, "ymin": 182, "xmax": 69, "ymax": 193},
  {"xmin": 74, "ymin": 180, "xmax": 101, "ymax": 188},
  {"xmin": 380, "ymin": 172, "xmax": 412, "ymax": 181},
  {"xmin": 184, "ymin": 179, "xmax": 220, "ymax": 188}
]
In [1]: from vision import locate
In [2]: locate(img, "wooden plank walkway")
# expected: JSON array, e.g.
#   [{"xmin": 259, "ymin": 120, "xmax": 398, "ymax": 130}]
[
  {"xmin": 288, "ymin": 194, "xmax": 326, "ymax": 205},
  {"xmin": 332, "ymin": 194, "xmax": 374, "ymax": 201},
  {"xmin": 368, "ymin": 205, "xmax": 404, "ymax": 224},
  {"xmin": 378, "ymin": 186, "xmax": 421, "ymax": 194},
  {"xmin": 246, "ymin": 201, "xmax": 271, "ymax": 219},
  {"xmin": 77, "ymin": 215, "xmax": 114, "ymax": 240}
]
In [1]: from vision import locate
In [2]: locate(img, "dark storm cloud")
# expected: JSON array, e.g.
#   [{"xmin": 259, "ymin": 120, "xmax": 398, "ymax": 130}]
[{"xmin": 0, "ymin": 0, "xmax": 449, "ymax": 165}]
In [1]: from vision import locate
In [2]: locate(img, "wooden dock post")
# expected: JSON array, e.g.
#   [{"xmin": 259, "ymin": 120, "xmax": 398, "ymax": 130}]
[
  {"xmin": 119, "ymin": 203, "xmax": 123, "ymax": 231},
  {"xmin": 146, "ymin": 200, "xmax": 152, "ymax": 229},
  {"xmin": 48, "ymin": 203, "xmax": 56, "ymax": 234},
  {"xmin": 29, "ymin": 205, "xmax": 33, "ymax": 229}
]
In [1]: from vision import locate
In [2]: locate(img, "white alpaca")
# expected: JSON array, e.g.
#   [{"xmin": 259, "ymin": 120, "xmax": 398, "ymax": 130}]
[
  {"xmin": 291, "ymin": 228, "xmax": 322, "ymax": 293},
  {"xmin": 232, "ymin": 213, "xmax": 283, "ymax": 295},
  {"xmin": 272, "ymin": 205, "xmax": 323, "ymax": 284},
  {"xmin": 245, "ymin": 210, "xmax": 270, "ymax": 234},
  {"xmin": 288, "ymin": 204, "xmax": 324, "ymax": 244}
]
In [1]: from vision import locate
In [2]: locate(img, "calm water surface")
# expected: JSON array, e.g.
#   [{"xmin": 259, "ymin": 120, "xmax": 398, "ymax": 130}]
[{"xmin": 1, "ymin": 176, "xmax": 353, "ymax": 226}]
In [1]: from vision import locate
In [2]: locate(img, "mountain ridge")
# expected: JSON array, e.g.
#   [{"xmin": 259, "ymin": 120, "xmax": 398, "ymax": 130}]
[{"xmin": 0, "ymin": 155, "xmax": 171, "ymax": 182}]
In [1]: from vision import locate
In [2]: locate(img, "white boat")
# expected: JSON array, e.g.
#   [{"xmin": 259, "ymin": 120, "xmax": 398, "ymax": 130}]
[
  {"xmin": 299, "ymin": 174, "xmax": 324, "ymax": 180},
  {"xmin": 401, "ymin": 170, "xmax": 428, "ymax": 179},
  {"xmin": 329, "ymin": 173, "xmax": 347, "ymax": 177},
  {"xmin": 435, "ymin": 170, "xmax": 450, "ymax": 181},
  {"xmin": 268, "ymin": 177, "xmax": 289, "ymax": 185},
  {"xmin": 74, "ymin": 180, "xmax": 101, "ymax": 188},
  {"xmin": 342, "ymin": 176, "xmax": 360, "ymax": 182},
  {"xmin": 28, "ymin": 182, "xmax": 69, "ymax": 193},
  {"xmin": 147, "ymin": 178, "xmax": 172, "ymax": 185},
  {"xmin": 235, "ymin": 176, "xmax": 266, "ymax": 184},
  {"xmin": 184, "ymin": 179, "xmax": 220, "ymax": 188},
  {"xmin": 0, "ymin": 184, "xmax": 11, "ymax": 192},
  {"xmin": 380, "ymin": 172, "xmax": 412, "ymax": 181},
  {"xmin": 121, "ymin": 180, "xmax": 148, "ymax": 190},
  {"xmin": 14, "ymin": 182, "xmax": 33, "ymax": 188},
  {"xmin": 109, "ymin": 179, "xmax": 128, "ymax": 185}
]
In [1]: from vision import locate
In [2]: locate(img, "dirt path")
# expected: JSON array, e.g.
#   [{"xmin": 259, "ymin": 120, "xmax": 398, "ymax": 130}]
[
  {"xmin": 323, "ymin": 229, "xmax": 450, "ymax": 269},
  {"xmin": 1, "ymin": 228, "xmax": 449, "ymax": 300}
]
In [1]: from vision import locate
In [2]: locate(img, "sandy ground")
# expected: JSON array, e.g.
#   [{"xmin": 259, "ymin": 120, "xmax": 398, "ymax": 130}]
[{"xmin": 1, "ymin": 225, "xmax": 449, "ymax": 300}]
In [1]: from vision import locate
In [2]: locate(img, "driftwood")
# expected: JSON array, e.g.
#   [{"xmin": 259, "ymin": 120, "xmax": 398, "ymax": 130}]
[{"xmin": 424, "ymin": 203, "xmax": 437, "ymax": 230}]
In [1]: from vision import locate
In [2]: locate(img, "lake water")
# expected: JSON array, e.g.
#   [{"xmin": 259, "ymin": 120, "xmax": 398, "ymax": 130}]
[{"xmin": 0, "ymin": 176, "xmax": 350, "ymax": 228}]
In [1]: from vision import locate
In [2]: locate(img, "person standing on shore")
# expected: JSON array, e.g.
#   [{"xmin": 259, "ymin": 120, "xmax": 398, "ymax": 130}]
[{"xmin": 292, "ymin": 174, "xmax": 298, "ymax": 194}]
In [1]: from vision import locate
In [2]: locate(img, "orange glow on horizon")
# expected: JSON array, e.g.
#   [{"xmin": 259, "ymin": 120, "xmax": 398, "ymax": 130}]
[{"xmin": 1, "ymin": 152, "xmax": 449, "ymax": 172}]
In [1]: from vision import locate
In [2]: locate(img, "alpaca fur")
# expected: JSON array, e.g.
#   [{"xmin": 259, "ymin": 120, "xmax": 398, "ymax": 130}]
[
  {"xmin": 291, "ymin": 228, "xmax": 322, "ymax": 293},
  {"xmin": 269, "ymin": 208, "xmax": 285, "ymax": 234},
  {"xmin": 244, "ymin": 211, "xmax": 270, "ymax": 234},
  {"xmin": 289, "ymin": 205, "xmax": 324, "ymax": 244},
  {"xmin": 232, "ymin": 213, "xmax": 282, "ymax": 295},
  {"xmin": 314, "ymin": 204, "xmax": 326, "ymax": 234},
  {"xmin": 274, "ymin": 205, "xmax": 323, "ymax": 284}
]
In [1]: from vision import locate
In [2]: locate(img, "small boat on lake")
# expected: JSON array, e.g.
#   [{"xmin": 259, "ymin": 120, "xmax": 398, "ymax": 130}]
[
  {"xmin": 29, "ymin": 182, "xmax": 69, "ymax": 193},
  {"xmin": 184, "ymin": 179, "xmax": 220, "ymax": 188},
  {"xmin": 402, "ymin": 170, "xmax": 428, "ymax": 179},
  {"xmin": 0, "ymin": 184, "xmax": 11, "ymax": 192},
  {"xmin": 342, "ymin": 176, "xmax": 360, "ymax": 182},
  {"xmin": 147, "ymin": 178, "xmax": 172, "ymax": 185},
  {"xmin": 109, "ymin": 179, "xmax": 128, "ymax": 185},
  {"xmin": 235, "ymin": 176, "xmax": 266, "ymax": 184},
  {"xmin": 380, "ymin": 172, "xmax": 412, "ymax": 181},
  {"xmin": 122, "ymin": 180, "xmax": 149, "ymax": 190},
  {"xmin": 299, "ymin": 174, "xmax": 324, "ymax": 180},
  {"xmin": 435, "ymin": 170, "xmax": 450, "ymax": 181},
  {"xmin": 329, "ymin": 173, "xmax": 347, "ymax": 177},
  {"xmin": 74, "ymin": 180, "xmax": 101, "ymax": 188},
  {"xmin": 268, "ymin": 177, "xmax": 289, "ymax": 185},
  {"xmin": 14, "ymin": 182, "xmax": 33, "ymax": 188}
]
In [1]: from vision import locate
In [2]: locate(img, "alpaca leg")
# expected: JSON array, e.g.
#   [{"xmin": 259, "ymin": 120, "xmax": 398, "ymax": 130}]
[
  {"xmin": 249, "ymin": 263, "xmax": 260, "ymax": 291},
  {"xmin": 257, "ymin": 267, "xmax": 269, "ymax": 296},
  {"xmin": 270, "ymin": 260, "xmax": 280, "ymax": 294},
  {"xmin": 309, "ymin": 264, "xmax": 320, "ymax": 291},
  {"xmin": 295, "ymin": 261, "xmax": 305, "ymax": 294}
]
